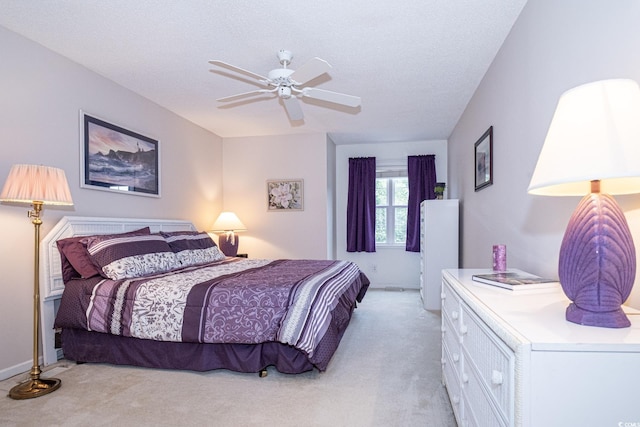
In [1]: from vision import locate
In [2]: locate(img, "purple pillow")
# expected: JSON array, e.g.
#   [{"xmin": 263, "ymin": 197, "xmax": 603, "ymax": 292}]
[
  {"xmin": 57, "ymin": 237, "xmax": 101, "ymax": 282},
  {"xmin": 57, "ymin": 227, "xmax": 151, "ymax": 283},
  {"xmin": 160, "ymin": 231, "xmax": 226, "ymax": 267}
]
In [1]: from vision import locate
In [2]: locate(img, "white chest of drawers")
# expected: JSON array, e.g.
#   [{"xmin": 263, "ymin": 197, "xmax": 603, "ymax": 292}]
[
  {"xmin": 419, "ymin": 199, "xmax": 459, "ymax": 310},
  {"xmin": 441, "ymin": 269, "xmax": 640, "ymax": 427}
]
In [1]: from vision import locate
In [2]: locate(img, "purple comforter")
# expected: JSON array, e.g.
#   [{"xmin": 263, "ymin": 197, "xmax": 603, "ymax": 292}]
[{"xmin": 55, "ymin": 258, "xmax": 368, "ymax": 362}]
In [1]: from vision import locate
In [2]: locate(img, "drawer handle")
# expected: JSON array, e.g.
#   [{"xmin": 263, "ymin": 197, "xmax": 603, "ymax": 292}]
[
  {"xmin": 459, "ymin": 324, "xmax": 468, "ymax": 334},
  {"xmin": 451, "ymin": 310, "xmax": 459, "ymax": 320},
  {"xmin": 491, "ymin": 370, "xmax": 503, "ymax": 385},
  {"xmin": 441, "ymin": 292, "xmax": 446, "ymax": 299},
  {"xmin": 462, "ymin": 373, "xmax": 469, "ymax": 383},
  {"xmin": 452, "ymin": 395, "xmax": 460, "ymax": 404},
  {"xmin": 453, "ymin": 353, "xmax": 460, "ymax": 363}
]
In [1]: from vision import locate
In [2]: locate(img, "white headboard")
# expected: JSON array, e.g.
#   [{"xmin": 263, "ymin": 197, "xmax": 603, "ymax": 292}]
[{"xmin": 40, "ymin": 216, "xmax": 196, "ymax": 365}]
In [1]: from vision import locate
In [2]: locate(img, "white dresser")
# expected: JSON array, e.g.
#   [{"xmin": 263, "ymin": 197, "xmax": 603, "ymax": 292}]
[
  {"xmin": 441, "ymin": 269, "xmax": 640, "ymax": 427},
  {"xmin": 420, "ymin": 199, "xmax": 459, "ymax": 310}
]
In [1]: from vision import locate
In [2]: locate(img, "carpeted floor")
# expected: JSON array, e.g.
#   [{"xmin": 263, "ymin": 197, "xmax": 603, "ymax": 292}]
[{"xmin": 0, "ymin": 289, "xmax": 455, "ymax": 427}]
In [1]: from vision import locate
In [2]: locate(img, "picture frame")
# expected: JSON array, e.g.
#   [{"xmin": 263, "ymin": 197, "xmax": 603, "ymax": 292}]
[
  {"xmin": 267, "ymin": 179, "xmax": 304, "ymax": 211},
  {"xmin": 81, "ymin": 112, "xmax": 160, "ymax": 197},
  {"xmin": 474, "ymin": 126, "xmax": 493, "ymax": 192}
]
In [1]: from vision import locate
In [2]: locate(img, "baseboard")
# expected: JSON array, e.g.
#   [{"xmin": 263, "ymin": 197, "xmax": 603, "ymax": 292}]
[
  {"xmin": 0, "ymin": 359, "xmax": 33, "ymax": 382},
  {"xmin": 368, "ymin": 284, "xmax": 419, "ymax": 291},
  {"xmin": 1, "ymin": 351, "xmax": 65, "ymax": 381}
]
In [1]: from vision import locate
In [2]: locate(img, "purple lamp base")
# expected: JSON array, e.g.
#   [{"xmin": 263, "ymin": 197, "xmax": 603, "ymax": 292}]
[
  {"xmin": 559, "ymin": 193, "xmax": 635, "ymax": 328},
  {"xmin": 565, "ymin": 303, "xmax": 629, "ymax": 328},
  {"xmin": 218, "ymin": 233, "xmax": 239, "ymax": 257}
]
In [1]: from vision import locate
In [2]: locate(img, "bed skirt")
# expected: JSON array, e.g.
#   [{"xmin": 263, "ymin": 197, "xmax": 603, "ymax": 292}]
[{"xmin": 60, "ymin": 281, "xmax": 367, "ymax": 374}]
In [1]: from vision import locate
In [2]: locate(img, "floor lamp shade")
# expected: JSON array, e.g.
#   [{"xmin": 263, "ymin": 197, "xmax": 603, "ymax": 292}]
[
  {"xmin": 1, "ymin": 164, "xmax": 73, "ymax": 399},
  {"xmin": 1, "ymin": 164, "xmax": 73, "ymax": 205},
  {"xmin": 528, "ymin": 79, "xmax": 640, "ymax": 328},
  {"xmin": 211, "ymin": 212, "xmax": 246, "ymax": 257}
]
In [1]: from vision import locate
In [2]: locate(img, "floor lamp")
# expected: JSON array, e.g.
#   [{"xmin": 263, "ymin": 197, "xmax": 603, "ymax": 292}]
[{"xmin": 0, "ymin": 164, "xmax": 73, "ymax": 399}]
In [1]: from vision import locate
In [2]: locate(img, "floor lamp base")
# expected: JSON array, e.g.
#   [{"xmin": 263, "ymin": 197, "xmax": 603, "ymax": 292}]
[{"xmin": 9, "ymin": 377, "xmax": 61, "ymax": 400}]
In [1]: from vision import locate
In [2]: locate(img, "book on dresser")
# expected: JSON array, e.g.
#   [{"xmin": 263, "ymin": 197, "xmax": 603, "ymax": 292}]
[{"xmin": 471, "ymin": 271, "xmax": 559, "ymax": 291}]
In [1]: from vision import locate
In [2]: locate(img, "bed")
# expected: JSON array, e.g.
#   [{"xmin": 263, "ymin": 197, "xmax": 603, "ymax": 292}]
[{"xmin": 39, "ymin": 216, "xmax": 369, "ymax": 375}]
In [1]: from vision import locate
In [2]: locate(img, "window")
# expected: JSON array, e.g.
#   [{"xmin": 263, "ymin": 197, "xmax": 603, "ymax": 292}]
[{"xmin": 375, "ymin": 177, "xmax": 408, "ymax": 245}]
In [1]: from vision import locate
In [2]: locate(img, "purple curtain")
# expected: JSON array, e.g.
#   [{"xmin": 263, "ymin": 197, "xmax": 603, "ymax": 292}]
[
  {"xmin": 406, "ymin": 155, "xmax": 436, "ymax": 252},
  {"xmin": 347, "ymin": 157, "xmax": 376, "ymax": 252}
]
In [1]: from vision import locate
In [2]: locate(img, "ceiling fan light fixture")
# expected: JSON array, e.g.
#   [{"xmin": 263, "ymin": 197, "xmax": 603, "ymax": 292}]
[{"xmin": 278, "ymin": 86, "xmax": 292, "ymax": 99}]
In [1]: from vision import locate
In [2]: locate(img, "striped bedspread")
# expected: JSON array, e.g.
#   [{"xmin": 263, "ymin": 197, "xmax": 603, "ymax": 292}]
[{"xmin": 75, "ymin": 258, "xmax": 366, "ymax": 359}]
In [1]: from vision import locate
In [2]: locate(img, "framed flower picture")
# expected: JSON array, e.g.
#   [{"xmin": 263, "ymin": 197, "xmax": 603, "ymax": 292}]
[{"xmin": 267, "ymin": 179, "xmax": 304, "ymax": 211}]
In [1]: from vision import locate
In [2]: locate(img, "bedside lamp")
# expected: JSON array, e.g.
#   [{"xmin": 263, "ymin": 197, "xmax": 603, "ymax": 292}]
[
  {"xmin": 1, "ymin": 164, "xmax": 73, "ymax": 398},
  {"xmin": 528, "ymin": 79, "xmax": 640, "ymax": 328},
  {"xmin": 211, "ymin": 211, "xmax": 246, "ymax": 257}
]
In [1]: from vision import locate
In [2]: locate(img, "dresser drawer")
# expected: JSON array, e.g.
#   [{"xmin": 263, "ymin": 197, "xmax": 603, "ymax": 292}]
[
  {"xmin": 461, "ymin": 304, "xmax": 514, "ymax": 422},
  {"xmin": 462, "ymin": 356, "xmax": 508, "ymax": 427},
  {"xmin": 442, "ymin": 313, "xmax": 462, "ymax": 365},
  {"xmin": 442, "ymin": 341, "xmax": 463, "ymax": 425},
  {"xmin": 441, "ymin": 280, "xmax": 462, "ymax": 325}
]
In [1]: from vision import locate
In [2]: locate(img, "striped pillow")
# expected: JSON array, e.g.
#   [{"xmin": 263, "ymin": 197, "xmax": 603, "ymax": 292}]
[
  {"xmin": 84, "ymin": 233, "xmax": 179, "ymax": 280},
  {"xmin": 161, "ymin": 231, "xmax": 226, "ymax": 267},
  {"xmin": 57, "ymin": 227, "xmax": 151, "ymax": 282}
]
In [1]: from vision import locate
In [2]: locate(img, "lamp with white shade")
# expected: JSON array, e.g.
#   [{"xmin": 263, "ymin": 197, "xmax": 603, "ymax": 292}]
[
  {"xmin": 210, "ymin": 211, "xmax": 246, "ymax": 257},
  {"xmin": 0, "ymin": 164, "xmax": 74, "ymax": 398},
  {"xmin": 528, "ymin": 79, "xmax": 640, "ymax": 328}
]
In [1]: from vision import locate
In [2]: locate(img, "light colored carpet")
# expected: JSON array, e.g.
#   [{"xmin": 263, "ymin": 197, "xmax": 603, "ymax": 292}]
[{"xmin": 0, "ymin": 289, "xmax": 455, "ymax": 427}]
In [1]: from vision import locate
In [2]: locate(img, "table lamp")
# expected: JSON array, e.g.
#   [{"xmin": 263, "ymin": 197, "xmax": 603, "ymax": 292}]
[
  {"xmin": 211, "ymin": 211, "xmax": 246, "ymax": 256},
  {"xmin": 528, "ymin": 79, "xmax": 640, "ymax": 328},
  {"xmin": 0, "ymin": 164, "xmax": 74, "ymax": 398}
]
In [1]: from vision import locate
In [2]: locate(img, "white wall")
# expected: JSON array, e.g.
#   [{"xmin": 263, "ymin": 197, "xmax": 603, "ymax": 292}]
[
  {"xmin": 0, "ymin": 27, "xmax": 223, "ymax": 379},
  {"xmin": 336, "ymin": 140, "xmax": 448, "ymax": 288},
  {"xmin": 220, "ymin": 133, "xmax": 329, "ymax": 259},
  {"xmin": 326, "ymin": 136, "xmax": 338, "ymax": 259},
  {"xmin": 448, "ymin": 0, "xmax": 640, "ymax": 308}
]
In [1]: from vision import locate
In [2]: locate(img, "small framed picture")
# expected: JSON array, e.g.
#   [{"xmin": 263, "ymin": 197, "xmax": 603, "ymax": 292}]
[
  {"xmin": 81, "ymin": 112, "xmax": 160, "ymax": 197},
  {"xmin": 267, "ymin": 179, "xmax": 303, "ymax": 211},
  {"xmin": 474, "ymin": 126, "xmax": 493, "ymax": 191}
]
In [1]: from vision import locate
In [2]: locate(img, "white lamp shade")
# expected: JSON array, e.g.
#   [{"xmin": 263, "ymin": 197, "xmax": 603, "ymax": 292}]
[
  {"xmin": 528, "ymin": 79, "xmax": 640, "ymax": 196},
  {"xmin": 211, "ymin": 211, "xmax": 246, "ymax": 232},
  {"xmin": 0, "ymin": 164, "xmax": 73, "ymax": 205}
]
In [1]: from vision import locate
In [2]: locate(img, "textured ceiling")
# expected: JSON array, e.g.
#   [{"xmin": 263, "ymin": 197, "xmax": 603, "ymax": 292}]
[{"xmin": 0, "ymin": 0, "xmax": 527, "ymax": 144}]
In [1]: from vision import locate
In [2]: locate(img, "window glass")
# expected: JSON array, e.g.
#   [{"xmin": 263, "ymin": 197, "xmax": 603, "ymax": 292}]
[
  {"xmin": 394, "ymin": 207, "xmax": 407, "ymax": 243},
  {"xmin": 375, "ymin": 176, "xmax": 408, "ymax": 245},
  {"xmin": 375, "ymin": 208, "xmax": 387, "ymax": 243},
  {"xmin": 375, "ymin": 179, "xmax": 388, "ymax": 206},
  {"xmin": 392, "ymin": 178, "xmax": 408, "ymax": 205}
]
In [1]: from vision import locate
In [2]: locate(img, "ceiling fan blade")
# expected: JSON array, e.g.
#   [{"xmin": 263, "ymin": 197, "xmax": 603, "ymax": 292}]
[
  {"xmin": 209, "ymin": 60, "xmax": 269, "ymax": 82},
  {"xmin": 217, "ymin": 89, "xmax": 272, "ymax": 102},
  {"xmin": 302, "ymin": 88, "xmax": 361, "ymax": 108},
  {"xmin": 289, "ymin": 57, "xmax": 332, "ymax": 85},
  {"xmin": 283, "ymin": 96, "xmax": 304, "ymax": 121}
]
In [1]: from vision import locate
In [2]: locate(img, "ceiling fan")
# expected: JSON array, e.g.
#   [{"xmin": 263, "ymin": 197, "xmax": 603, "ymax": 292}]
[{"xmin": 209, "ymin": 49, "xmax": 361, "ymax": 121}]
